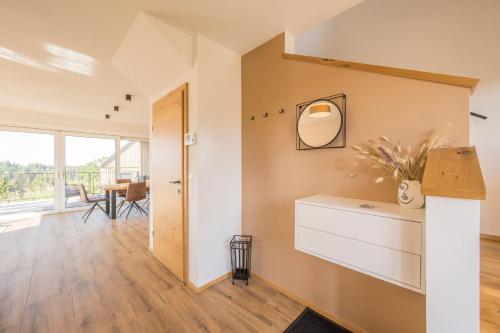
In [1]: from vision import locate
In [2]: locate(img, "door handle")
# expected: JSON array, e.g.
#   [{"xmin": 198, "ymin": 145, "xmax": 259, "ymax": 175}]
[{"xmin": 168, "ymin": 180, "xmax": 181, "ymax": 184}]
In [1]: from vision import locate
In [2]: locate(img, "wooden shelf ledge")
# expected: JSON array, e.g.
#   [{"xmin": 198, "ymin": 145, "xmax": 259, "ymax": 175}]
[
  {"xmin": 283, "ymin": 53, "xmax": 479, "ymax": 93},
  {"xmin": 422, "ymin": 147, "xmax": 486, "ymax": 200}
]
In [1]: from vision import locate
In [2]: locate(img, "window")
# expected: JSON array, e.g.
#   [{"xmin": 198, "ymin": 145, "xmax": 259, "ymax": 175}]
[{"xmin": 0, "ymin": 129, "xmax": 55, "ymax": 214}]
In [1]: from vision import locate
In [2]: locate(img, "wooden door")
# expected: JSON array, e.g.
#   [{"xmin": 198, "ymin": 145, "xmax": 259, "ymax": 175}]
[{"xmin": 151, "ymin": 83, "xmax": 188, "ymax": 282}]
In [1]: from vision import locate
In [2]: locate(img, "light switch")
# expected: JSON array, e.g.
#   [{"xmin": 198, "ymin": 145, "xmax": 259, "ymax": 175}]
[{"xmin": 185, "ymin": 132, "xmax": 197, "ymax": 145}]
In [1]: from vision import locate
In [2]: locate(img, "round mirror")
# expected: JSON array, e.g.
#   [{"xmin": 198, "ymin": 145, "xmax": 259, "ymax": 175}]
[{"xmin": 297, "ymin": 101, "xmax": 342, "ymax": 148}]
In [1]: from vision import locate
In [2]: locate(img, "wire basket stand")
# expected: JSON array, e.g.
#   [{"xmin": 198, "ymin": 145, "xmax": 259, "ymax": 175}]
[{"xmin": 230, "ymin": 235, "xmax": 253, "ymax": 285}]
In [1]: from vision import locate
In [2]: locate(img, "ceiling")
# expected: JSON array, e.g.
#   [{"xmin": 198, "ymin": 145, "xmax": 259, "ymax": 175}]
[{"xmin": 0, "ymin": 0, "xmax": 362, "ymax": 126}]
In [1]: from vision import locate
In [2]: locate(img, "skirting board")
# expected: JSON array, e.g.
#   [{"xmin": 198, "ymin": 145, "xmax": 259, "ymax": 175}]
[
  {"xmin": 187, "ymin": 272, "xmax": 231, "ymax": 294},
  {"xmin": 481, "ymin": 233, "xmax": 500, "ymax": 242},
  {"xmin": 251, "ymin": 273, "xmax": 367, "ymax": 333}
]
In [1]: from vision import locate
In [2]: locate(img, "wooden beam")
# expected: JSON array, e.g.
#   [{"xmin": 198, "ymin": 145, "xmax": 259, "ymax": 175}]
[
  {"xmin": 283, "ymin": 53, "xmax": 479, "ymax": 93},
  {"xmin": 421, "ymin": 147, "xmax": 486, "ymax": 200},
  {"xmin": 481, "ymin": 233, "xmax": 500, "ymax": 242}
]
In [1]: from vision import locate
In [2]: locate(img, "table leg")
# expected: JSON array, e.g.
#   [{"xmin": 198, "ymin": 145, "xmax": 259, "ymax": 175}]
[
  {"xmin": 110, "ymin": 190, "xmax": 117, "ymax": 219},
  {"xmin": 105, "ymin": 190, "xmax": 110, "ymax": 216}
]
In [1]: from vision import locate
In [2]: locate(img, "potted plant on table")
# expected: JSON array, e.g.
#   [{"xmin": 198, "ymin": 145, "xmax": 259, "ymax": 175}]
[{"xmin": 351, "ymin": 135, "xmax": 447, "ymax": 208}]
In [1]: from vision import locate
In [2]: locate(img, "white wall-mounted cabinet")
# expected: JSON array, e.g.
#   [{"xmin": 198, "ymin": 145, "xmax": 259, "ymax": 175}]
[
  {"xmin": 295, "ymin": 149, "xmax": 484, "ymax": 332},
  {"xmin": 295, "ymin": 195, "xmax": 425, "ymax": 293}
]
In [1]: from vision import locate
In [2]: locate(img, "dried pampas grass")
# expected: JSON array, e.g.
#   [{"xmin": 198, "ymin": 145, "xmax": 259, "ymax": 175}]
[{"xmin": 351, "ymin": 135, "xmax": 447, "ymax": 183}]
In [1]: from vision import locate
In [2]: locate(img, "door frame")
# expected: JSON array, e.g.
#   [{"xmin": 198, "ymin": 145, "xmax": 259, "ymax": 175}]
[{"xmin": 151, "ymin": 82, "xmax": 189, "ymax": 283}]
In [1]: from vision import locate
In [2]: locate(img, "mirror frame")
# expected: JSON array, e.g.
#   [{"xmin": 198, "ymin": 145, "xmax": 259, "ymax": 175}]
[
  {"xmin": 296, "ymin": 93, "xmax": 346, "ymax": 150},
  {"xmin": 297, "ymin": 101, "xmax": 343, "ymax": 148}
]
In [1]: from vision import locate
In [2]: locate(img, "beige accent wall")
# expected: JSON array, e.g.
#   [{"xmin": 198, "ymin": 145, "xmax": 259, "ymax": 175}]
[{"xmin": 241, "ymin": 33, "xmax": 470, "ymax": 333}]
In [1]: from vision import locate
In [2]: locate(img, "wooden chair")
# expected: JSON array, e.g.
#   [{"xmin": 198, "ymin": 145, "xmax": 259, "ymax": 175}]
[
  {"xmin": 115, "ymin": 178, "xmax": 131, "ymax": 214},
  {"xmin": 120, "ymin": 182, "xmax": 148, "ymax": 219},
  {"xmin": 79, "ymin": 184, "xmax": 108, "ymax": 223}
]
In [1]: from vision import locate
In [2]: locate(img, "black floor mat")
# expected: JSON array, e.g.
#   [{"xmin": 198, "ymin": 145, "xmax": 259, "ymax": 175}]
[{"xmin": 284, "ymin": 307, "xmax": 353, "ymax": 333}]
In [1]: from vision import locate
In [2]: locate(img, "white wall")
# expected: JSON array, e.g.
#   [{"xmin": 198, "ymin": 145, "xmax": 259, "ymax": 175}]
[
  {"xmin": 296, "ymin": 0, "xmax": 500, "ymax": 235},
  {"xmin": 0, "ymin": 106, "xmax": 148, "ymax": 138},
  {"xmin": 149, "ymin": 33, "xmax": 241, "ymax": 287},
  {"xmin": 194, "ymin": 34, "xmax": 242, "ymax": 286},
  {"xmin": 112, "ymin": 12, "xmax": 195, "ymax": 96}
]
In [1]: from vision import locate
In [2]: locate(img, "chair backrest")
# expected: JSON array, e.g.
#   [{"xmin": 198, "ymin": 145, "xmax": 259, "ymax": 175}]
[
  {"xmin": 116, "ymin": 179, "xmax": 131, "ymax": 196},
  {"xmin": 78, "ymin": 184, "xmax": 90, "ymax": 203},
  {"xmin": 126, "ymin": 182, "xmax": 147, "ymax": 201}
]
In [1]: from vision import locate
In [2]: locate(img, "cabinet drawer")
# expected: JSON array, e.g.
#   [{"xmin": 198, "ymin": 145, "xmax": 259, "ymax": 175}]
[
  {"xmin": 297, "ymin": 226, "xmax": 421, "ymax": 288},
  {"xmin": 297, "ymin": 203, "xmax": 421, "ymax": 255}
]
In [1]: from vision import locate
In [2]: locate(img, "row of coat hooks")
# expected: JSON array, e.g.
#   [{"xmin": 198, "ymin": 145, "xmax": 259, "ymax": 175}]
[
  {"xmin": 250, "ymin": 108, "xmax": 286, "ymax": 120},
  {"xmin": 250, "ymin": 110, "xmax": 487, "ymax": 120}
]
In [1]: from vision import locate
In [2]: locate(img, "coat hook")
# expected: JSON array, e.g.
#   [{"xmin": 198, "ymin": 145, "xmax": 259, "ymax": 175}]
[
  {"xmin": 470, "ymin": 112, "xmax": 487, "ymax": 120},
  {"xmin": 263, "ymin": 112, "xmax": 268, "ymax": 117},
  {"xmin": 250, "ymin": 115, "xmax": 255, "ymax": 120},
  {"xmin": 279, "ymin": 108, "xmax": 285, "ymax": 114}
]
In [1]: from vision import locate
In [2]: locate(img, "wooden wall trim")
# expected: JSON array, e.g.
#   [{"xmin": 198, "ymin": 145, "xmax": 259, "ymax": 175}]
[
  {"xmin": 283, "ymin": 53, "xmax": 479, "ymax": 93},
  {"xmin": 182, "ymin": 82, "xmax": 189, "ymax": 284},
  {"xmin": 481, "ymin": 233, "xmax": 500, "ymax": 242},
  {"xmin": 187, "ymin": 272, "xmax": 231, "ymax": 294},
  {"xmin": 421, "ymin": 147, "xmax": 486, "ymax": 200}
]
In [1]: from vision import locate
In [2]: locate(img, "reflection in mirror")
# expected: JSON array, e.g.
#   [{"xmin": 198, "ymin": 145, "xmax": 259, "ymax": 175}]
[{"xmin": 297, "ymin": 101, "xmax": 342, "ymax": 148}]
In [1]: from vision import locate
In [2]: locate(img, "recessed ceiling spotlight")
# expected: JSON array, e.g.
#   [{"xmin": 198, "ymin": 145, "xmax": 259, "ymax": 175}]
[
  {"xmin": 105, "ymin": 114, "xmax": 110, "ymax": 119},
  {"xmin": 114, "ymin": 106, "xmax": 119, "ymax": 112},
  {"xmin": 125, "ymin": 94, "xmax": 132, "ymax": 101}
]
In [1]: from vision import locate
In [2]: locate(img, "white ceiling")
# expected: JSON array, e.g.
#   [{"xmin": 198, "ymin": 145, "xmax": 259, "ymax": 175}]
[
  {"xmin": 0, "ymin": 0, "xmax": 362, "ymax": 126},
  {"xmin": 111, "ymin": 13, "xmax": 195, "ymax": 96}
]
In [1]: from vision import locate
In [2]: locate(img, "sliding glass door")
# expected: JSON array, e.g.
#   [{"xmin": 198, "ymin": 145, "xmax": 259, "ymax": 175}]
[
  {"xmin": 0, "ymin": 128, "xmax": 56, "ymax": 215},
  {"xmin": 62, "ymin": 134, "xmax": 117, "ymax": 209}
]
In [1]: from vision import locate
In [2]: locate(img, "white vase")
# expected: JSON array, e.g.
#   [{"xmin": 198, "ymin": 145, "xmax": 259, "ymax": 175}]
[{"xmin": 397, "ymin": 180, "xmax": 425, "ymax": 209}]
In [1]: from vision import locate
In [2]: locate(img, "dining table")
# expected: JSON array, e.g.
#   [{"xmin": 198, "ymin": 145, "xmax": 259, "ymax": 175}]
[{"xmin": 101, "ymin": 181, "xmax": 150, "ymax": 219}]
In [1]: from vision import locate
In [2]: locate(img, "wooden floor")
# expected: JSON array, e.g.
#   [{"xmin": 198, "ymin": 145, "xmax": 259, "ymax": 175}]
[
  {"xmin": 1, "ymin": 210, "xmax": 500, "ymax": 333},
  {"xmin": 481, "ymin": 238, "xmax": 500, "ymax": 332},
  {"xmin": 0, "ymin": 211, "xmax": 303, "ymax": 333}
]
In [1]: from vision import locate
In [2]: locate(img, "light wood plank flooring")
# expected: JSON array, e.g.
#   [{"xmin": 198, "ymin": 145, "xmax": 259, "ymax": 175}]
[
  {"xmin": 0, "ymin": 211, "xmax": 303, "ymax": 333},
  {"xmin": 1, "ymin": 210, "xmax": 500, "ymax": 332},
  {"xmin": 481, "ymin": 238, "xmax": 500, "ymax": 332}
]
